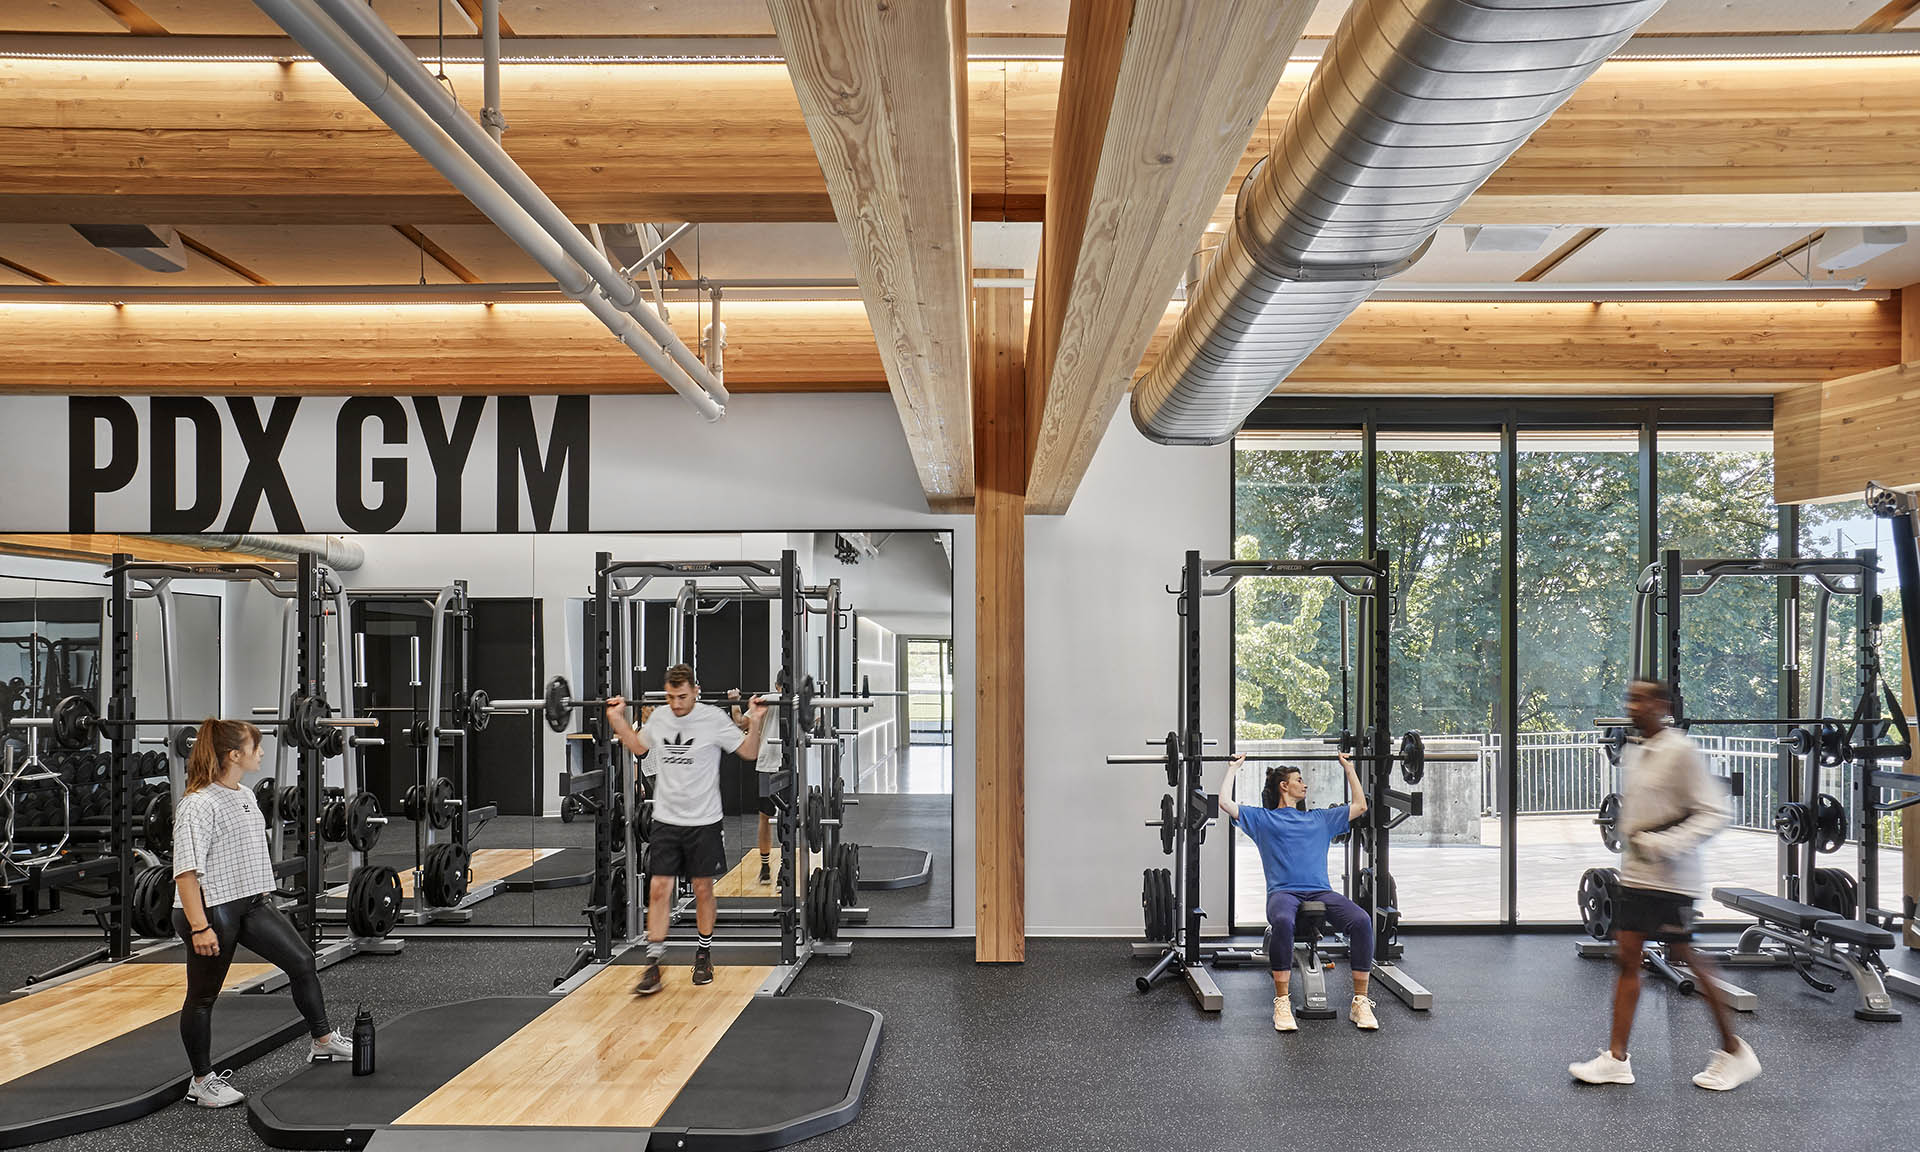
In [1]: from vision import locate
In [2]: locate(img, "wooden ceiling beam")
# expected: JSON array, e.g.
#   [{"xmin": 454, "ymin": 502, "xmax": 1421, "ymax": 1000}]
[
  {"xmin": 5, "ymin": 57, "xmax": 1920, "ymax": 228},
  {"xmin": 0, "ymin": 534, "xmax": 266, "ymax": 566},
  {"xmin": 1855, "ymin": 0, "xmax": 1920, "ymax": 34},
  {"xmin": 91, "ymin": 0, "xmax": 167, "ymax": 36},
  {"xmin": 768, "ymin": 0, "xmax": 973, "ymax": 506},
  {"xmin": 1024, "ymin": 0, "xmax": 1314, "ymax": 514},
  {"xmin": 0, "ymin": 298, "xmax": 1894, "ymax": 396},
  {"xmin": 393, "ymin": 224, "xmax": 481, "ymax": 284},
  {"xmin": 177, "ymin": 231, "xmax": 271, "ymax": 285}
]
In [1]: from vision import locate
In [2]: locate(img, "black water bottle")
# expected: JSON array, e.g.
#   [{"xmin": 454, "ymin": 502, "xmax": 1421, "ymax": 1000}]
[{"xmin": 351, "ymin": 1006, "xmax": 376, "ymax": 1076}]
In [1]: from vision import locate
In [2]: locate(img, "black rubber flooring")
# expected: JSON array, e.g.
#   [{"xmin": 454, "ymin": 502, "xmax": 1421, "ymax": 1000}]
[
  {"xmin": 0, "ymin": 994, "xmax": 304, "ymax": 1149},
  {"xmin": 4, "ymin": 933, "xmax": 1915, "ymax": 1152}
]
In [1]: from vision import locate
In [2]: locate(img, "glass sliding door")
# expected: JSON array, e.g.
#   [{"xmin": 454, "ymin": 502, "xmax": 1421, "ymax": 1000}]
[
  {"xmin": 1513, "ymin": 432, "xmax": 1642, "ymax": 921},
  {"xmin": 1375, "ymin": 432, "xmax": 1504, "ymax": 923}
]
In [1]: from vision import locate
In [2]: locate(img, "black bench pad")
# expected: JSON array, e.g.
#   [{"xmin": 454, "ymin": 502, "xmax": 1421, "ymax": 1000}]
[{"xmin": 1712, "ymin": 887, "xmax": 1895, "ymax": 948}]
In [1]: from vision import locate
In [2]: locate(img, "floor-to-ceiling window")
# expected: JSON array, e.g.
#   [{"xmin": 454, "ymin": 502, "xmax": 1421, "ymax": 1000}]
[
  {"xmin": 1376, "ymin": 431, "xmax": 1503, "ymax": 923},
  {"xmin": 1514, "ymin": 432, "xmax": 1642, "ymax": 921},
  {"xmin": 1227, "ymin": 400, "xmax": 1904, "ymax": 928}
]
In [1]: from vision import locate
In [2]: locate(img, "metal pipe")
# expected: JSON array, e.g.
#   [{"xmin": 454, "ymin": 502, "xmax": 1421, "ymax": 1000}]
[
  {"xmin": 250, "ymin": 0, "xmax": 722, "ymax": 421},
  {"xmin": 707, "ymin": 286, "xmax": 725, "ymax": 386},
  {"xmin": 624, "ymin": 222, "xmax": 695, "ymax": 278},
  {"xmin": 1131, "ymin": 0, "xmax": 1667, "ymax": 443},
  {"xmin": 308, "ymin": 0, "xmax": 730, "ymax": 407},
  {"xmin": 480, "ymin": 0, "xmax": 503, "ymax": 142}
]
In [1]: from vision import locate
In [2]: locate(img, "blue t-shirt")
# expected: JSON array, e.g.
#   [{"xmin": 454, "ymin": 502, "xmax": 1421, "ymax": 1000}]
[{"xmin": 1234, "ymin": 804, "xmax": 1350, "ymax": 894}]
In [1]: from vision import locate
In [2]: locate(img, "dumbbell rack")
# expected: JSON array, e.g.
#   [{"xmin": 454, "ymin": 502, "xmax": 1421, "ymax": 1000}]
[{"xmin": 1119, "ymin": 551, "xmax": 1433, "ymax": 1014}]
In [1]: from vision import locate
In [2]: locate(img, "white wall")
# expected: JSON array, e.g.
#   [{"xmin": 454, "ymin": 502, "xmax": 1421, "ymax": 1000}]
[
  {"xmin": 812, "ymin": 530, "xmax": 954, "ymax": 640},
  {"xmin": 1025, "ymin": 412, "xmax": 1232, "ymax": 935}
]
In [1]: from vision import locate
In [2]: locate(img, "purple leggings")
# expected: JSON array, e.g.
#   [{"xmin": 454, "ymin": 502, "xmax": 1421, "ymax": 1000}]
[{"xmin": 1266, "ymin": 889, "xmax": 1373, "ymax": 973}]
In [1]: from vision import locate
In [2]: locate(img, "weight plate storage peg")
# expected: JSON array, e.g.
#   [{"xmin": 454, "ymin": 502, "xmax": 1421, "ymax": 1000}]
[{"xmin": 346, "ymin": 866, "xmax": 402, "ymax": 939}]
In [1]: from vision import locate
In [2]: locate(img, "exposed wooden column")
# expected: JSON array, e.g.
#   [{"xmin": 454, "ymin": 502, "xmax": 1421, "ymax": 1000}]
[
  {"xmin": 769, "ymin": 0, "xmax": 974, "ymax": 507},
  {"xmin": 1024, "ymin": 0, "xmax": 1313, "ymax": 514},
  {"xmin": 1774, "ymin": 290, "xmax": 1920, "ymax": 504},
  {"xmin": 972, "ymin": 270, "xmax": 1026, "ymax": 962}
]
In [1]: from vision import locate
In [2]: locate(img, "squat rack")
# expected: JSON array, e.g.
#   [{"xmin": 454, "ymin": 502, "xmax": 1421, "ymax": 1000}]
[
  {"xmin": 553, "ymin": 552, "xmax": 861, "ymax": 997},
  {"xmin": 1110, "ymin": 550, "xmax": 1435, "ymax": 1013}
]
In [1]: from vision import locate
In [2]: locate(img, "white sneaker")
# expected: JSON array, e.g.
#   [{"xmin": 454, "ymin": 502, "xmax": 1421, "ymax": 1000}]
[
  {"xmin": 308, "ymin": 1029, "xmax": 354, "ymax": 1063},
  {"xmin": 1350, "ymin": 995, "xmax": 1379, "ymax": 1031},
  {"xmin": 1693, "ymin": 1039, "xmax": 1761, "ymax": 1091},
  {"xmin": 186, "ymin": 1070, "xmax": 245, "ymax": 1108},
  {"xmin": 1273, "ymin": 996, "xmax": 1297, "ymax": 1032},
  {"xmin": 1570, "ymin": 1049, "xmax": 1635, "ymax": 1084}
]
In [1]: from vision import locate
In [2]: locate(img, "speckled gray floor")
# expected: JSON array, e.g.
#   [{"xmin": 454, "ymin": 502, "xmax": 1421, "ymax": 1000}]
[{"xmin": 5, "ymin": 934, "xmax": 1916, "ymax": 1152}]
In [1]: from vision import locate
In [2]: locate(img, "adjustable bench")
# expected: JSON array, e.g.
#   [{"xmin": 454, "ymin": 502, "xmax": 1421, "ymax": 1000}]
[
  {"xmin": 1262, "ymin": 901, "xmax": 1337, "ymax": 1020},
  {"xmin": 1709, "ymin": 887, "xmax": 1908, "ymax": 1021}
]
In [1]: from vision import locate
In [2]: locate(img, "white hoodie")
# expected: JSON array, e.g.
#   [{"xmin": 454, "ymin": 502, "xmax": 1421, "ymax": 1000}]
[{"xmin": 1618, "ymin": 726, "xmax": 1730, "ymax": 898}]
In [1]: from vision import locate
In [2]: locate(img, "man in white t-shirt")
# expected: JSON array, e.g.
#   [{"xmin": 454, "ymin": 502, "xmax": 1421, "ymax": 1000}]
[
  {"xmin": 607, "ymin": 662, "xmax": 764, "ymax": 995},
  {"xmin": 731, "ymin": 671, "xmax": 786, "ymax": 888}
]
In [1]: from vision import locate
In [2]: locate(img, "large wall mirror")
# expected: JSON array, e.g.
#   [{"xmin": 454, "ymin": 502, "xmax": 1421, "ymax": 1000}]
[{"xmin": 0, "ymin": 533, "xmax": 953, "ymax": 939}]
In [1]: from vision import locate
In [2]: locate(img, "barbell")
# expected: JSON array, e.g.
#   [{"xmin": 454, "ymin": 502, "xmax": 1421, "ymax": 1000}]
[
  {"xmin": 475, "ymin": 674, "xmax": 879, "ymax": 735},
  {"xmin": 16, "ymin": 693, "xmax": 377, "ymax": 753},
  {"xmin": 1107, "ymin": 730, "xmax": 1470, "ymax": 786}
]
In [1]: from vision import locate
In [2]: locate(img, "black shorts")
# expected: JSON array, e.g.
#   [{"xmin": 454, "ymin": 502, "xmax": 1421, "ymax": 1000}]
[
  {"xmin": 757, "ymin": 794, "xmax": 777, "ymax": 818},
  {"xmin": 1614, "ymin": 884, "xmax": 1696, "ymax": 943},
  {"xmin": 646, "ymin": 820, "xmax": 727, "ymax": 879}
]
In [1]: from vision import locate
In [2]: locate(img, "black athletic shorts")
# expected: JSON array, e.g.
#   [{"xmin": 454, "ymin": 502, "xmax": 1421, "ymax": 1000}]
[
  {"xmin": 646, "ymin": 820, "xmax": 727, "ymax": 879},
  {"xmin": 1614, "ymin": 884, "xmax": 1697, "ymax": 943},
  {"xmin": 757, "ymin": 793, "xmax": 777, "ymax": 818}
]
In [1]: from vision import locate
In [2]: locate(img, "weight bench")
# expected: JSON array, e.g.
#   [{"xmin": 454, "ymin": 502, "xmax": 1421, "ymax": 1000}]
[
  {"xmin": 1261, "ymin": 900, "xmax": 1337, "ymax": 1020},
  {"xmin": 1708, "ymin": 886, "xmax": 1910, "ymax": 1022}
]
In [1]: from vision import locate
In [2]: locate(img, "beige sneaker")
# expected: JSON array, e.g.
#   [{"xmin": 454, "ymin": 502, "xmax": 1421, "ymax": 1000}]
[
  {"xmin": 1273, "ymin": 996, "xmax": 1297, "ymax": 1032},
  {"xmin": 1692, "ymin": 1039, "xmax": 1760, "ymax": 1091},
  {"xmin": 1350, "ymin": 995, "xmax": 1379, "ymax": 1030}
]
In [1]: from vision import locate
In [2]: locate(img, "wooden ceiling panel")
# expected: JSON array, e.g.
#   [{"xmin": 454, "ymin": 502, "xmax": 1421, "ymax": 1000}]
[
  {"xmin": 0, "ymin": 2, "xmax": 129, "ymax": 33},
  {"xmin": 0, "ymin": 300, "xmax": 886, "ymax": 393},
  {"xmin": 141, "ymin": 0, "xmax": 474, "ymax": 36},
  {"xmin": 411, "ymin": 224, "xmax": 547, "ymax": 282},
  {"xmin": 0, "ymin": 224, "xmax": 249, "ymax": 285},
  {"xmin": 499, "ymin": 0, "xmax": 1073, "ymax": 37},
  {"xmin": 1, "ymin": 297, "xmax": 1891, "ymax": 396},
  {"xmin": 176, "ymin": 225, "xmax": 465, "ymax": 284}
]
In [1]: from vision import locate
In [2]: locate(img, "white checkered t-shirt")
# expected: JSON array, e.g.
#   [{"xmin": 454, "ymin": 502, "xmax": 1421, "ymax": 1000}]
[{"xmin": 172, "ymin": 781, "xmax": 277, "ymax": 909}]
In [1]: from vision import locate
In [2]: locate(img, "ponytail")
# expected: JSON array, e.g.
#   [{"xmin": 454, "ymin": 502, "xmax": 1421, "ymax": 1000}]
[{"xmin": 183, "ymin": 717, "xmax": 263, "ymax": 795}]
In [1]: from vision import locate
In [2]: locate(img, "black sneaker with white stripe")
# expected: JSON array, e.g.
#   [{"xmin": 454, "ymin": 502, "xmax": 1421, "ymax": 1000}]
[
  {"xmin": 634, "ymin": 962, "xmax": 663, "ymax": 996},
  {"xmin": 692, "ymin": 948, "xmax": 714, "ymax": 986}
]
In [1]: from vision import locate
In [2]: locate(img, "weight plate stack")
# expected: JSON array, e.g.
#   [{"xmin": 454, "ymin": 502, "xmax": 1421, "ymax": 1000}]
[
  {"xmin": 320, "ymin": 794, "xmax": 349, "ymax": 843},
  {"xmin": 819, "ymin": 867, "xmax": 841, "ymax": 940},
  {"xmin": 428, "ymin": 777, "xmax": 456, "ymax": 830},
  {"xmin": 1810, "ymin": 867, "xmax": 1858, "ymax": 918},
  {"xmin": 609, "ymin": 868, "xmax": 629, "ymax": 939},
  {"xmin": 1158, "ymin": 793, "xmax": 1176, "ymax": 855},
  {"xmin": 344, "ymin": 792, "xmax": 382, "ymax": 853},
  {"xmin": 346, "ymin": 865, "xmax": 401, "ymax": 939}
]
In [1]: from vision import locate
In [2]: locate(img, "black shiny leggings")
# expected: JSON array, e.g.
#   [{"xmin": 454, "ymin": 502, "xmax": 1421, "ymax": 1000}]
[{"xmin": 171, "ymin": 896, "xmax": 330, "ymax": 1076}]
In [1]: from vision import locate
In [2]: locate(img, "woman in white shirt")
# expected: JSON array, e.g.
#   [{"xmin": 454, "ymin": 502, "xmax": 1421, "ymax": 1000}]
[{"xmin": 172, "ymin": 717, "xmax": 352, "ymax": 1108}]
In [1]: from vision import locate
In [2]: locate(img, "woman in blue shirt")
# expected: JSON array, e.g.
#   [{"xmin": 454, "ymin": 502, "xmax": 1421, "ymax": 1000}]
[{"xmin": 1219, "ymin": 750, "xmax": 1376, "ymax": 1032}]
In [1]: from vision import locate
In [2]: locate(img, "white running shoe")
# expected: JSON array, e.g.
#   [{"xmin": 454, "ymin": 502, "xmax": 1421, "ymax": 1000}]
[
  {"xmin": 186, "ymin": 1070, "xmax": 245, "ymax": 1108},
  {"xmin": 1570, "ymin": 1049, "xmax": 1635, "ymax": 1084},
  {"xmin": 1350, "ymin": 995, "xmax": 1379, "ymax": 1031},
  {"xmin": 308, "ymin": 1030, "xmax": 354, "ymax": 1063},
  {"xmin": 1273, "ymin": 996, "xmax": 1297, "ymax": 1032},
  {"xmin": 1693, "ymin": 1039, "xmax": 1761, "ymax": 1091}
]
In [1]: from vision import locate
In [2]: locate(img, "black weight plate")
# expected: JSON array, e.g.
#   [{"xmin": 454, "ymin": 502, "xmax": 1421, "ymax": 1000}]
[
  {"xmin": 1398, "ymin": 730, "xmax": 1425, "ymax": 785},
  {"xmin": 1159, "ymin": 869, "xmax": 1174, "ymax": 941},
  {"xmin": 543, "ymin": 675, "xmax": 574, "ymax": 734},
  {"xmin": 345, "ymin": 791, "xmax": 382, "ymax": 853},
  {"xmin": 1164, "ymin": 731, "xmax": 1180, "ymax": 788},
  {"xmin": 320, "ymin": 796, "xmax": 348, "ymax": 843},
  {"xmin": 428, "ymin": 777, "xmax": 456, "ymax": 830},
  {"xmin": 1159, "ymin": 793, "xmax": 1176, "ymax": 855},
  {"xmin": 1813, "ymin": 793, "xmax": 1847, "ymax": 854},
  {"xmin": 560, "ymin": 794, "xmax": 580, "ymax": 823},
  {"xmin": 347, "ymin": 865, "xmax": 402, "ymax": 939},
  {"xmin": 1596, "ymin": 792, "xmax": 1623, "ymax": 853},
  {"xmin": 403, "ymin": 784, "xmax": 425, "ymax": 824},
  {"xmin": 609, "ymin": 867, "xmax": 628, "ymax": 939}
]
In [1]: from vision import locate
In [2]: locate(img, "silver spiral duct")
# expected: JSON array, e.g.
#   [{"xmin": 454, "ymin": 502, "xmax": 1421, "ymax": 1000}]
[
  {"xmin": 146, "ymin": 534, "xmax": 366, "ymax": 571},
  {"xmin": 1132, "ymin": 0, "xmax": 1667, "ymax": 444}
]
